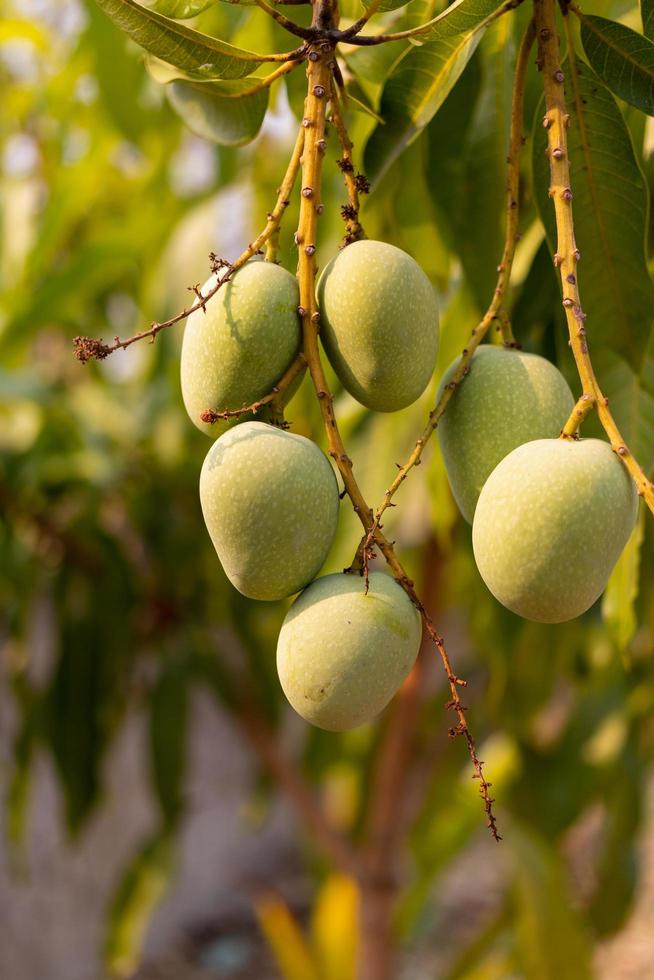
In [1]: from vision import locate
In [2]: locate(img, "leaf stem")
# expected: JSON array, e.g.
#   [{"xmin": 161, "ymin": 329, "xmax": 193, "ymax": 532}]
[
  {"xmin": 534, "ymin": 0, "xmax": 654, "ymax": 507},
  {"xmin": 253, "ymin": 0, "xmax": 315, "ymax": 39},
  {"xmin": 355, "ymin": 18, "xmax": 536, "ymax": 564},
  {"xmin": 73, "ymin": 124, "xmax": 306, "ymax": 362}
]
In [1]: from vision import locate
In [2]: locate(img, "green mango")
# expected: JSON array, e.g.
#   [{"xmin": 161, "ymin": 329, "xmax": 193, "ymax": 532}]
[
  {"xmin": 317, "ymin": 240, "xmax": 439, "ymax": 412},
  {"xmin": 472, "ymin": 438, "xmax": 638, "ymax": 623},
  {"xmin": 200, "ymin": 422, "xmax": 339, "ymax": 600},
  {"xmin": 181, "ymin": 260, "xmax": 301, "ymax": 437},
  {"xmin": 277, "ymin": 571, "xmax": 422, "ymax": 731},
  {"xmin": 438, "ymin": 346, "xmax": 575, "ymax": 523}
]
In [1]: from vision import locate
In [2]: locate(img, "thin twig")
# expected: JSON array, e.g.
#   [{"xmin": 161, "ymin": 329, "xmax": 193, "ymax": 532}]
[
  {"xmin": 200, "ymin": 352, "xmax": 306, "ymax": 426},
  {"xmin": 355, "ymin": 19, "xmax": 537, "ymax": 573},
  {"xmin": 534, "ymin": 0, "xmax": 654, "ymax": 508},
  {"xmin": 73, "ymin": 125, "xmax": 306, "ymax": 362},
  {"xmin": 341, "ymin": 0, "xmax": 522, "ymax": 45}
]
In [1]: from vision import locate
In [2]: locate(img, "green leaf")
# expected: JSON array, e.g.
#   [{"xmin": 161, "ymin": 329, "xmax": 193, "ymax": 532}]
[
  {"xmin": 104, "ymin": 833, "xmax": 176, "ymax": 978},
  {"xmin": 150, "ymin": 659, "xmax": 189, "ymax": 826},
  {"xmin": 643, "ymin": 0, "xmax": 654, "ymax": 40},
  {"xmin": 168, "ymin": 78, "xmax": 268, "ymax": 144},
  {"xmin": 603, "ymin": 502, "xmax": 645, "ymax": 650},
  {"xmin": 579, "ymin": 14, "xmax": 654, "ymax": 116},
  {"xmin": 94, "ymin": 0, "xmax": 274, "ymax": 80},
  {"xmin": 363, "ymin": 0, "xmax": 508, "ymax": 184},
  {"xmin": 138, "ymin": 0, "xmax": 219, "ymax": 16},
  {"xmin": 510, "ymin": 822, "xmax": 593, "ymax": 979},
  {"xmin": 532, "ymin": 59, "xmax": 654, "ymax": 373}
]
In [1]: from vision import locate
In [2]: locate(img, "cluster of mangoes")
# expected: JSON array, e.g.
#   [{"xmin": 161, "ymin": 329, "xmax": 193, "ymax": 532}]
[
  {"xmin": 180, "ymin": 239, "xmax": 637, "ymax": 732},
  {"xmin": 181, "ymin": 241, "xmax": 435, "ymax": 731},
  {"xmin": 437, "ymin": 346, "xmax": 638, "ymax": 622}
]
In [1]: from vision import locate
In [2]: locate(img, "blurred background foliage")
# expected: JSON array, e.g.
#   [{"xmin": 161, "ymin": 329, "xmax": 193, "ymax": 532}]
[{"xmin": 2, "ymin": 0, "xmax": 654, "ymax": 977}]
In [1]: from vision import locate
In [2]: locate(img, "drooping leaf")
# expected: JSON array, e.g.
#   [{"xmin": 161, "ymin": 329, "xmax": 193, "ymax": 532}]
[
  {"xmin": 104, "ymin": 833, "xmax": 176, "ymax": 978},
  {"xmin": 363, "ymin": 0, "xmax": 508, "ymax": 183},
  {"xmin": 510, "ymin": 822, "xmax": 593, "ymax": 978},
  {"xmin": 150, "ymin": 659, "xmax": 189, "ymax": 826},
  {"xmin": 311, "ymin": 874, "xmax": 359, "ymax": 980},
  {"xmin": 168, "ymin": 78, "xmax": 268, "ymax": 144},
  {"xmin": 532, "ymin": 59, "xmax": 654, "ymax": 373},
  {"xmin": 643, "ymin": 0, "xmax": 654, "ymax": 40},
  {"xmin": 138, "ymin": 0, "xmax": 219, "ymax": 16},
  {"xmin": 256, "ymin": 894, "xmax": 321, "ymax": 980},
  {"xmin": 453, "ymin": 19, "xmax": 514, "ymax": 307},
  {"xmin": 94, "ymin": 0, "xmax": 276, "ymax": 80},
  {"xmin": 579, "ymin": 14, "xmax": 654, "ymax": 116}
]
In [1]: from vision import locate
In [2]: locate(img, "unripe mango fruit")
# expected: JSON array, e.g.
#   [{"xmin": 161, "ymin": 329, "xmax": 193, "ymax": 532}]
[
  {"xmin": 438, "ymin": 346, "xmax": 575, "ymax": 523},
  {"xmin": 472, "ymin": 438, "xmax": 638, "ymax": 623},
  {"xmin": 317, "ymin": 240, "xmax": 439, "ymax": 412},
  {"xmin": 181, "ymin": 260, "xmax": 301, "ymax": 437},
  {"xmin": 199, "ymin": 422, "xmax": 339, "ymax": 600},
  {"xmin": 277, "ymin": 571, "xmax": 422, "ymax": 731}
]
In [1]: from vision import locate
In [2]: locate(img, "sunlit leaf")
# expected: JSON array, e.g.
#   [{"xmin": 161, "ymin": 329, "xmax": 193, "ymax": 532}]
[
  {"xmin": 311, "ymin": 874, "xmax": 359, "ymax": 980},
  {"xmin": 94, "ymin": 0, "xmax": 276, "ymax": 79},
  {"xmin": 256, "ymin": 893, "xmax": 320, "ymax": 980},
  {"xmin": 364, "ymin": 0, "xmax": 508, "ymax": 183},
  {"xmin": 104, "ymin": 833, "xmax": 176, "ymax": 978},
  {"xmin": 579, "ymin": 14, "xmax": 654, "ymax": 116}
]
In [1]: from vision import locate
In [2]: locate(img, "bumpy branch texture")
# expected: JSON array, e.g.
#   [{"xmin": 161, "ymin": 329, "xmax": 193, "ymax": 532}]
[
  {"xmin": 534, "ymin": 0, "xmax": 654, "ymax": 511},
  {"xmin": 296, "ymin": 40, "xmax": 500, "ymax": 841}
]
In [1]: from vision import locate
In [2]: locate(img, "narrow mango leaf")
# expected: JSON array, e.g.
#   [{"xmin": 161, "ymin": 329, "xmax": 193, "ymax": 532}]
[
  {"xmin": 256, "ymin": 894, "xmax": 320, "ymax": 980},
  {"xmin": 363, "ymin": 0, "xmax": 508, "ymax": 183},
  {"xmin": 138, "ymin": 0, "xmax": 219, "ymax": 16},
  {"xmin": 602, "ymin": 504, "xmax": 645, "ymax": 650},
  {"xmin": 579, "ymin": 14, "xmax": 654, "ymax": 116},
  {"xmin": 104, "ymin": 834, "xmax": 176, "ymax": 978},
  {"xmin": 592, "ymin": 348, "xmax": 654, "ymax": 471},
  {"xmin": 510, "ymin": 822, "xmax": 593, "ymax": 979},
  {"xmin": 343, "ymin": 82, "xmax": 385, "ymax": 123},
  {"xmin": 455, "ymin": 19, "xmax": 514, "ymax": 307},
  {"xmin": 94, "ymin": 0, "xmax": 273, "ymax": 80},
  {"xmin": 643, "ymin": 0, "xmax": 654, "ymax": 40},
  {"xmin": 311, "ymin": 874, "xmax": 359, "ymax": 980},
  {"xmin": 150, "ymin": 660, "xmax": 189, "ymax": 827},
  {"xmin": 532, "ymin": 59, "xmax": 654, "ymax": 373}
]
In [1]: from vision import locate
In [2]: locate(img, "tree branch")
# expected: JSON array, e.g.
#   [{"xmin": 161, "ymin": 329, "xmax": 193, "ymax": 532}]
[
  {"xmin": 534, "ymin": 0, "xmax": 654, "ymax": 510},
  {"xmin": 253, "ymin": 0, "xmax": 315, "ymax": 39},
  {"xmin": 329, "ymin": 80, "xmax": 367, "ymax": 246},
  {"xmin": 73, "ymin": 123, "xmax": 306, "ymax": 363},
  {"xmin": 296, "ymin": 42, "xmax": 500, "ymax": 841}
]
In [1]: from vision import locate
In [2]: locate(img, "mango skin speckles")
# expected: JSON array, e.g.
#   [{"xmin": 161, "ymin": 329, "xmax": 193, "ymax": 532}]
[
  {"xmin": 277, "ymin": 571, "xmax": 422, "ymax": 731},
  {"xmin": 199, "ymin": 422, "xmax": 339, "ymax": 601},
  {"xmin": 472, "ymin": 438, "xmax": 638, "ymax": 623},
  {"xmin": 317, "ymin": 240, "xmax": 439, "ymax": 413},
  {"xmin": 181, "ymin": 261, "xmax": 301, "ymax": 437},
  {"xmin": 438, "ymin": 346, "xmax": 575, "ymax": 523}
]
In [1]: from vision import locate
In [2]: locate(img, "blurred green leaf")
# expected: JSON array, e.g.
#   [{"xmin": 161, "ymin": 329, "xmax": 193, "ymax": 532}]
[
  {"xmin": 167, "ymin": 78, "xmax": 268, "ymax": 144},
  {"xmin": 94, "ymin": 0, "xmax": 275, "ymax": 79},
  {"xmin": 643, "ymin": 0, "xmax": 654, "ymax": 38},
  {"xmin": 363, "ymin": 0, "xmax": 507, "ymax": 184},
  {"xmin": 603, "ymin": 504, "xmax": 645, "ymax": 651},
  {"xmin": 150, "ymin": 658, "xmax": 190, "ymax": 826},
  {"xmin": 510, "ymin": 822, "xmax": 593, "ymax": 978},
  {"xmin": 579, "ymin": 14, "xmax": 654, "ymax": 116},
  {"xmin": 104, "ymin": 832, "xmax": 176, "ymax": 977}
]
